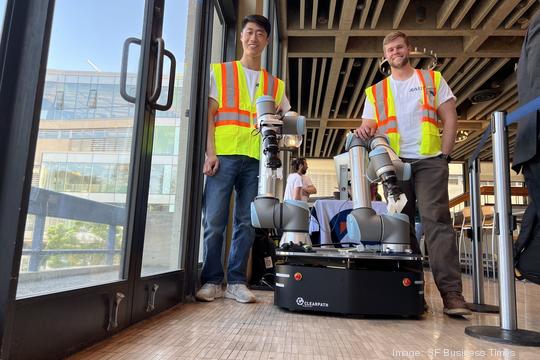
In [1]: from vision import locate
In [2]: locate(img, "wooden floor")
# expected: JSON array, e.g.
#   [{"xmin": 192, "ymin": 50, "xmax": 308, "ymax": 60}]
[{"xmin": 69, "ymin": 273, "xmax": 540, "ymax": 360}]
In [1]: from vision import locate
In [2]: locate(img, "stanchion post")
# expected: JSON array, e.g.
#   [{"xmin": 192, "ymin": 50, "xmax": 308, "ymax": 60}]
[
  {"xmin": 492, "ymin": 111, "xmax": 517, "ymax": 330},
  {"xmin": 465, "ymin": 111, "xmax": 540, "ymax": 346},
  {"xmin": 466, "ymin": 158, "xmax": 498, "ymax": 313}
]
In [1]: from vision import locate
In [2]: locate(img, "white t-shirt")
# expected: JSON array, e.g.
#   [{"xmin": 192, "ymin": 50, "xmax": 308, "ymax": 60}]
[
  {"xmin": 284, "ymin": 173, "xmax": 304, "ymax": 201},
  {"xmin": 361, "ymin": 72, "xmax": 456, "ymax": 159},
  {"xmin": 209, "ymin": 65, "xmax": 291, "ymax": 112},
  {"xmin": 301, "ymin": 175, "xmax": 314, "ymax": 202}
]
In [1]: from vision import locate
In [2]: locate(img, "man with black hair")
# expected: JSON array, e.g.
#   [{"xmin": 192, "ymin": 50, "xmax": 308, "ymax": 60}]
[
  {"xmin": 197, "ymin": 14, "xmax": 290, "ymax": 303},
  {"xmin": 284, "ymin": 158, "xmax": 317, "ymax": 202}
]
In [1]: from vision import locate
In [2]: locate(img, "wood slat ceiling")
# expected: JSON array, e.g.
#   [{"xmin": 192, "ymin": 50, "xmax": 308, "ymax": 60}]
[{"xmin": 278, "ymin": 0, "xmax": 538, "ymax": 161}]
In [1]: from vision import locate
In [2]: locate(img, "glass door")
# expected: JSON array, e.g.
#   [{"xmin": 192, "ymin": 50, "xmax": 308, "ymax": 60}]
[
  {"xmin": 6, "ymin": 0, "xmax": 208, "ymax": 358},
  {"xmin": 16, "ymin": 0, "xmax": 146, "ymax": 297}
]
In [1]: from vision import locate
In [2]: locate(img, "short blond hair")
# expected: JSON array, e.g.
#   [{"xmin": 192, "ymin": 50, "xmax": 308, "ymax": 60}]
[{"xmin": 382, "ymin": 31, "xmax": 410, "ymax": 51}]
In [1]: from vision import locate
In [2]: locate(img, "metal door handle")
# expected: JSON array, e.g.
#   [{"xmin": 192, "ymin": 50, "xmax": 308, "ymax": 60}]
[
  {"xmin": 146, "ymin": 284, "xmax": 159, "ymax": 312},
  {"xmin": 148, "ymin": 37, "xmax": 165, "ymax": 103},
  {"xmin": 120, "ymin": 37, "xmax": 141, "ymax": 103},
  {"xmin": 107, "ymin": 292, "xmax": 125, "ymax": 331},
  {"xmin": 152, "ymin": 47, "xmax": 176, "ymax": 111}
]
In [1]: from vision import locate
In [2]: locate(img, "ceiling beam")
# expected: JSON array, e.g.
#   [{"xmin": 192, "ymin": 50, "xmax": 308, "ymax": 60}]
[
  {"xmin": 449, "ymin": 58, "xmax": 480, "ymax": 88},
  {"xmin": 328, "ymin": 0, "xmax": 336, "ymax": 29},
  {"xmin": 334, "ymin": 58, "xmax": 354, "ymax": 119},
  {"xmin": 297, "ymin": 58, "xmax": 303, "ymax": 114},
  {"xmin": 371, "ymin": 0, "xmax": 386, "ymax": 29},
  {"xmin": 285, "ymin": 29, "xmax": 527, "ymax": 37},
  {"xmin": 336, "ymin": 132, "xmax": 349, "ymax": 154},
  {"xmin": 314, "ymin": 0, "xmax": 358, "ymax": 156},
  {"xmin": 443, "ymin": 58, "xmax": 469, "ymax": 79},
  {"xmin": 504, "ymin": 0, "xmax": 536, "ymax": 29},
  {"xmin": 393, "ymin": 0, "xmax": 411, "ymax": 29},
  {"xmin": 450, "ymin": 0, "xmax": 477, "ymax": 29},
  {"xmin": 311, "ymin": 0, "xmax": 318, "ymax": 30},
  {"xmin": 300, "ymin": 0, "xmax": 305, "ymax": 29},
  {"xmin": 307, "ymin": 58, "xmax": 318, "ymax": 118},
  {"xmin": 476, "ymin": 88, "xmax": 518, "ymax": 119},
  {"xmin": 471, "ymin": 0, "xmax": 498, "ymax": 29},
  {"xmin": 326, "ymin": 129, "xmax": 339, "ymax": 157},
  {"xmin": 277, "ymin": 0, "xmax": 288, "ymax": 37},
  {"xmin": 346, "ymin": 58, "xmax": 373, "ymax": 118},
  {"xmin": 307, "ymin": 119, "xmax": 487, "ymax": 130},
  {"xmin": 314, "ymin": 58, "xmax": 327, "ymax": 118},
  {"xmin": 359, "ymin": 0, "xmax": 373, "ymax": 29},
  {"xmin": 465, "ymin": 0, "xmax": 522, "ymax": 52},
  {"xmin": 467, "ymin": 72, "xmax": 516, "ymax": 118},
  {"xmin": 353, "ymin": 61, "xmax": 380, "ymax": 118},
  {"xmin": 452, "ymin": 58, "xmax": 490, "ymax": 94},
  {"xmin": 456, "ymin": 58, "xmax": 510, "ymax": 106},
  {"xmin": 437, "ymin": 0, "xmax": 460, "ymax": 29}
]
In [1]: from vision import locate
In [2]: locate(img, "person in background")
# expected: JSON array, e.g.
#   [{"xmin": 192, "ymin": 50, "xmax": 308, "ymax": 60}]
[
  {"xmin": 512, "ymin": 12, "xmax": 540, "ymax": 278},
  {"xmin": 197, "ymin": 14, "xmax": 290, "ymax": 304},
  {"xmin": 284, "ymin": 158, "xmax": 316, "ymax": 201}
]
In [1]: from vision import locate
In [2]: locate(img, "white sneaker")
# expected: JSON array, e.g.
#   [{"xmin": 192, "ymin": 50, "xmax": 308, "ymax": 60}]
[
  {"xmin": 195, "ymin": 283, "xmax": 224, "ymax": 302},
  {"xmin": 225, "ymin": 284, "xmax": 256, "ymax": 303}
]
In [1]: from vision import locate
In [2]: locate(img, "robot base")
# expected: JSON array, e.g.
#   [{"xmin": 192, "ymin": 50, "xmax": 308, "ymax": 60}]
[{"xmin": 274, "ymin": 250, "xmax": 424, "ymax": 317}]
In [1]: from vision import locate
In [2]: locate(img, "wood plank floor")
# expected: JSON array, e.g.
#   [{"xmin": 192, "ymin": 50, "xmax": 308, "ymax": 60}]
[{"xmin": 69, "ymin": 273, "xmax": 540, "ymax": 360}]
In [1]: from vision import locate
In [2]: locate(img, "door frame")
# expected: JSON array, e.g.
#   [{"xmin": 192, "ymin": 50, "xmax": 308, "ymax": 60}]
[{"xmin": 0, "ymin": 0, "xmax": 215, "ymax": 358}]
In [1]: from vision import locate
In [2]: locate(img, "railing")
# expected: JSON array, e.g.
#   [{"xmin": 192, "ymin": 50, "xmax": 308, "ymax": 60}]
[
  {"xmin": 448, "ymin": 186, "xmax": 528, "ymax": 208},
  {"xmin": 24, "ymin": 187, "xmax": 126, "ymax": 272}
]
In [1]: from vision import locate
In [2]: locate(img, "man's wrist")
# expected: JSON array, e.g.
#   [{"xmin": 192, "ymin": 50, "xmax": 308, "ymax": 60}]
[{"xmin": 441, "ymin": 153, "xmax": 452, "ymax": 163}]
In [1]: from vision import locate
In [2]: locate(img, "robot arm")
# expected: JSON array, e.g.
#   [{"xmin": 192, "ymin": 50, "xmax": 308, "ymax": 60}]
[
  {"xmin": 345, "ymin": 133, "xmax": 413, "ymax": 253},
  {"xmin": 250, "ymin": 96, "xmax": 311, "ymax": 246}
]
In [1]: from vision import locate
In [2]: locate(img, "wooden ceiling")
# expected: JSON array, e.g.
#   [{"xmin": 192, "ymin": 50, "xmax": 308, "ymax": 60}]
[{"xmin": 277, "ymin": 0, "xmax": 538, "ymax": 161}]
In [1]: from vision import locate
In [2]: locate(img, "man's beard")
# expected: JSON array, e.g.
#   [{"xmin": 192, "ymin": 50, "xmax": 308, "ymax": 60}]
[
  {"xmin": 390, "ymin": 55, "xmax": 409, "ymax": 69},
  {"xmin": 300, "ymin": 169, "xmax": 307, "ymax": 175}
]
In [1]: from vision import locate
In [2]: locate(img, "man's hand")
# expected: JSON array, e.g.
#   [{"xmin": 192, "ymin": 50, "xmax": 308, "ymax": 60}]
[
  {"xmin": 203, "ymin": 155, "xmax": 219, "ymax": 176},
  {"xmin": 353, "ymin": 119, "xmax": 377, "ymax": 140}
]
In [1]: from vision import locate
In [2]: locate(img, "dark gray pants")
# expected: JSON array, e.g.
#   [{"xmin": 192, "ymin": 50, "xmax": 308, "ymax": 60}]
[{"xmin": 398, "ymin": 156, "xmax": 463, "ymax": 296}]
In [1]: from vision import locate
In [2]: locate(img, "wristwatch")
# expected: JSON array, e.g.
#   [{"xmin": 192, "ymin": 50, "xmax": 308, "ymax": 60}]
[{"xmin": 441, "ymin": 153, "xmax": 452, "ymax": 163}]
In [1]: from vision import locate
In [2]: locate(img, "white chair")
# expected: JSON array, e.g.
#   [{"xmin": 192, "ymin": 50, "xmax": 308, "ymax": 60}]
[
  {"xmin": 481, "ymin": 205, "xmax": 497, "ymax": 279},
  {"xmin": 458, "ymin": 207, "xmax": 472, "ymax": 274}
]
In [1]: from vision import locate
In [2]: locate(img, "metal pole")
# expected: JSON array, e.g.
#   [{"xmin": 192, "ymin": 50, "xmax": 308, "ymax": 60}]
[
  {"xmin": 469, "ymin": 158, "xmax": 485, "ymax": 304},
  {"xmin": 491, "ymin": 111, "xmax": 517, "ymax": 330},
  {"xmin": 465, "ymin": 112, "xmax": 540, "ymax": 346},
  {"xmin": 348, "ymin": 146, "xmax": 371, "ymax": 209},
  {"xmin": 466, "ymin": 159, "xmax": 498, "ymax": 313}
]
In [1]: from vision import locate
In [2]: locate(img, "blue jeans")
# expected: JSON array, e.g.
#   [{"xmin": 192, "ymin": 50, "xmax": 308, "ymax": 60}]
[{"xmin": 201, "ymin": 155, "xmax": 259, "ymax": 285}]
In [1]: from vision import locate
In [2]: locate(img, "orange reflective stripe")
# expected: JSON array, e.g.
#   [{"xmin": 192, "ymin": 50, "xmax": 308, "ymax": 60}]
[
  {"xmin": 221, "ymin": 63, "xmax": 228, "ymax": 107},
  {"xmin": 263, "ymin": 70, "xmax": 269, "ymax": 95},
  {"xmin": 383, "ymin": 78, "xmax": 389, "ymax": 118},
  {"xmin": 421, "ymin": 104, "xmax": 437, "ymax": 112},
  {"xmin": 416, "ymin": 69, "xmax": 429, "ymax": 106},
  {"xmin": 377, "ymin": 116, "xmax": 397, "ymax": 126},
  {"xmin": 215, "ymin": 120, "xmax": 253, "ymax": 128},
  {"xmin": 273, "ymin": 77, "xmax": 278, "ymax": 99},
  {"xmin": 421, "ymin": 117, "xmax": 438, "ymax": 126},
  {"xmin": 386, "ymin": 128, "xmax": 398, "ymax": 133}
]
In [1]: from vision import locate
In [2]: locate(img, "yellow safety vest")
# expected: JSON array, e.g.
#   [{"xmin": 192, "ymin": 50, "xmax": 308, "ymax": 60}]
[
  {"xmin": 211, "ymin": 61, "xmax": 285, "ymax": 160},
  {"xmin": 365, "ymin": 69, "xmax": 442, "ymax": 156}
]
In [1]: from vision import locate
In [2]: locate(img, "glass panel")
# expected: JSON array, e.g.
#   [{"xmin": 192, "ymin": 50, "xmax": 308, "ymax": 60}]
[
  {"xmin": 0, "ymin": 0, "xmax": 6, "ymax": 40},
  {"xmin": 141, "ymin": 0, "xmax": 219, "ymax": 275},
  {"xmin": 17, "ymin": 0, "xmax": 145, "ymax": 298}
]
